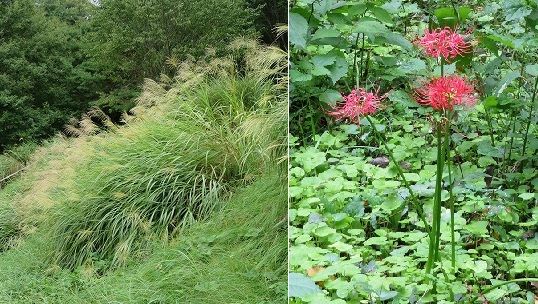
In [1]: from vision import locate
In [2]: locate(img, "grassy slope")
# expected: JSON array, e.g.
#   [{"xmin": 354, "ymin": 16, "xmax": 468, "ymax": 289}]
[
  {"xmin": 0, "ymin": 168, "xmax": 286, "ymax": 303},
  {"xmin": 0, "ymin": 41, "xmax": 287, "ymax": 303}
]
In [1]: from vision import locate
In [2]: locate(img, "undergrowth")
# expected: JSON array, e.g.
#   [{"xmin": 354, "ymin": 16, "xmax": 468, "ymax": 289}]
[
  {"xmin": 51, "ymin": 40, "xmax": 286, "ymax": 270},
  {"xmin": 0, "ymin": 39, "xmax": 287, "ymax": 303}
]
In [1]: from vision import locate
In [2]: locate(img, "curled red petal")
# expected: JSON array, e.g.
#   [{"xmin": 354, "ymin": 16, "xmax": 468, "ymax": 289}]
[
  {"xmin": 327, "ymin": 88, "xmax": 384, "ymax": 124},
  {"xmin": 413, "ymin": 76, "xmax": 476, "ymax": 111}
]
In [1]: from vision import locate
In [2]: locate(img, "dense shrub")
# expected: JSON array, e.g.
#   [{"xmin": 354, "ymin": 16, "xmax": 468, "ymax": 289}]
[{"xmin": 0, "ymin": 0, "xmax": 98, "ymax": 151}]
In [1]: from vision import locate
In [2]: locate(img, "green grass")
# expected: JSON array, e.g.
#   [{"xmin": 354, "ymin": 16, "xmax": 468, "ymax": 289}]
[
  {"xmin": 0, "ymin": 39, "xmax": 287, "ymax": 303},
  {"xmin": 50, "ymin": 42, "xmax": 286, "ymax": 270},
  {"xmin": 0, "ymin": 170, "xmax": 286, "ymax": 303},
  {"xmin": 0, "ymin": 142, "xmax": 37, "ymax": 186}
]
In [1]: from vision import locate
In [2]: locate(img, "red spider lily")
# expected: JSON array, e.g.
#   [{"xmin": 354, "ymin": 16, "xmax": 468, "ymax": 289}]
[
  {"xmin": 417, "ymin": 27, "xmax": 470, "ymax": 61},
  {"xmin": 328, "ymin": 88, "xmax": 384, "ymax": 124},
  {"xmin": 414, "ymin": 75, "xmax": 476, "ymax": 111}
]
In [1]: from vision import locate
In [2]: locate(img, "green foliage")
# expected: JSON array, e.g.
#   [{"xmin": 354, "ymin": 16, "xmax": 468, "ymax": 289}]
[
  {"xmin": 0, "ymin": 40, "xmax": 287, "ymax": 303},
  {"xmin": 0, "ymin": 171, "xmax": 286, "ymax": 303},
  {"xmin": 0, "ymin": 142, "xmax": 37, "ymax": 187},
  {"xmin": 247, "ymin": 0, "xmax": 288, "ymax": 47},
  {"xmin": 86, "ymin": 0, "xmax": 258, "ymax": 92},
  {"xmin": 289, "ymin": 125, "xmax": 537, "ymax": 303},
  {"xmin": 0, "ymin": 0, "xmax": 99, "ymax": 151},
  {"xmin": 0, "ymin": 205, "xmax": 20, "ymax": 252},
  {"xmin": 290, "ymin": 0, "xmax": 538, "ymax": 139},
  {"xmin": 0, "ymin": 0, "xmax": 285, "ymax": 151},
  {"xmin": 51, "ymin": 41, "xmax": 287, "ymax": 269},
  {"xmin": 289, "ymin": 0, "xmax": 538, "ymax": 297}
]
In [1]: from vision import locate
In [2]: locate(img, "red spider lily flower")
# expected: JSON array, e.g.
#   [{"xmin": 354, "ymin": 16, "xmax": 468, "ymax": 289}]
[
  {"xmin": 328, "ymin": 88, "xmax": 384, "ymax": 124},
  {"xmin": 417, "ymin": 27, "xmax": 470, "ymax": 61},
  {"xmin": 414, "ymin": 75, "xmax": 476, "ymax": 111}
]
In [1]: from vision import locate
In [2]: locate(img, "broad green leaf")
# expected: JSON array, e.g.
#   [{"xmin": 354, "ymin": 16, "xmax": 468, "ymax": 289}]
[
  {"xmin": 354, "ymin": 20, "xmax": 389, "ymax": 36},
  {"xmin": 364, "ymin": 236, "xmax": 388, "ymax": 246},
  {"xmin": 485, "ymin": 287, "xmax": 507, "ymax": 301},
  {"xmin": 290, "ymin": 69, "xmax": 313, "ymax": 82},
  {"xmin": 503, "ymin": 0, "xmax": 532, "ymax": 22},
  {"xmin": 368, "ymin": 5, "xmax": 393, "ymax": 24},
  {"xmin": 494, "ymin": 71, "xmax": 520, "ymax": 96},
  {"xmin": 478, "ymin": 156, "xmax": 496, "ymax": 167},
  {"xmin": 434, "ymin": 6, "xmax": 471, "ymax": 27},
  {"xmin": 403, "ymin": 173, "xmax": 420, "ymax": 182},
  {"xmin": 398, "ymin": 58, "xmax": 426, "ymax": 74},
  {"xmin": 377, "ymin": 290, "xmax": 398, "ymax": 301},
  {"xmin": 465, "ymin": 221, "xmax": 489, "ymax": 236},
  {"xmin": 483, "ymin": 96, "xmax": 498, "ymax": 109},
  {"xmin": 346, "ymin": 3, "xmax": 368, "ymax": 17},
  {"xmin": 312, "ymin": 28, "xmax": 341, "ymax": 40},
  {"xmin": 487, "ymin": 34, "xmax": 516, "ymax": 49},
  {"xmin": 312, "ymin": 54, "xmax": 336, "ymax": 67},
  {"xmin": 525, "ymin": 64, "xmax": 538, "ymax": 77},
  {"xmin": 518, "ymin": 192, "xmax": 535, "ymax": 200},
  {"xmin": 389, "ymin": 90, "xmax": 416, "ymax": 107},
  {"xmin": 314, "ymin": 225, "xmax": 337, "ymax": 237},
  {"xmin": 315, "ymin": 0, "xmax": 346, "ymax": 15},
  {"xmin": 311, "ymin": 28, "xmax": 345, "ymax": 46},
  {"xmin": 290, "ymin": 13, "xmax": 309, "ymax": 48},
  {"xmin": 319, "ymin": 90, "xmax": 343, "ymax": 105},
  {"xmin": 289, "ymin": 273, "xmax": 322, "ymax": 298},
  {"xmin": 383, "ymin": 32, "xmax": 413, "ymax": 50},
  {"xmin": 328, "ymin": 56, "xmax": 348, "ymax": 84},
  {"xmin": 381, "ymin": 196, "xmax": 403, "ymax": 211}
]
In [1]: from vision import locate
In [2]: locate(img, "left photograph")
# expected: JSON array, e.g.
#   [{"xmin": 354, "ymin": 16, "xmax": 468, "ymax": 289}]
[{"xmin": 0, "ymin": 0, "xmax": 288, "ymax": 303}]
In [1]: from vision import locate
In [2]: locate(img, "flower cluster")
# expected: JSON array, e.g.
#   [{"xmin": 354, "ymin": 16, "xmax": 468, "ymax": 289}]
[
  {"xmin": 415, "ymin": 75, "xmax": 476, "ymax": 111},
  {"xmin": 417, "ymin": 27, "xmax": 470, "ymax": 61},
  {"xmin": 328, "ymin": 88, "xmax": 383, "ymax": 124},
  {"xmin": 328, "ymin": 28, "xmax": 475, "ymax": 123}
]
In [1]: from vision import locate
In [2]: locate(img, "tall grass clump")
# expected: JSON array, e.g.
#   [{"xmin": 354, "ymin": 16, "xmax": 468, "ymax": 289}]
[
  {"xmin": 0, "ymin": 205, "xmax": 20, "ymax": 252},
  {"xmin": 51, "ymin": 39, "xmax": 287, "ymax": 270},
  {"xmin": 46, "ymin": 171, "xmax": 287, "ymax": 303},
  {"xmin": 0, "ymin": 142, "xmax": 38, "ymax": 187}
]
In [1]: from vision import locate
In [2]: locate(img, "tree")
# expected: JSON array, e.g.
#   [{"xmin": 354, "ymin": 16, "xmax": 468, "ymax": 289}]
[{"xmin": 0, "ymin": 0, "xmax": 97, "ymax": 150}]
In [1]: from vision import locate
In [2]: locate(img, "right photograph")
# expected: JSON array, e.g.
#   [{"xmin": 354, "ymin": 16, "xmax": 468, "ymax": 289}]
[{"xmin": 288, "ymin": 0, "xmax": 538, "ymax": 303}]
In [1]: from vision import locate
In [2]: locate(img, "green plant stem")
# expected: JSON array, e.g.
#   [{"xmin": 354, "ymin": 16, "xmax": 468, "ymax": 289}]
[
  {"xmin": 435, "ymin": 255, "xmax": 455, "ymax": 302},
  {"xmin": 507, "ymin": 60, "xmax": 526, "ymax": 160},
  {"xmin": 428, "ymin": 0, "xmax": 433, "ymax": 31},
  {"xmin": 364, "ymin": 116, "xmax": 430, "ymax": 234},
  {"xmin": 443, "ymin": 118, "xmax": 456, "ymax": 274},
  {"xmin": 507, "ymin": 115, "xmax": 516, "ymax": 161},
  {"xmin": 307, "ymin": 99, "xmax": 317, "ymax": 137},
  {"xmin": 426, "ymin": 124, "xmax": 445, "ymax": 274},
  {"xmin": 522, "ymin": 77, "xmax": 538, "ymax": 155},
  {"xmin": 358, "ymin": 34, "xmax": 365, "ymax": 88},
  {"xmin": 353, "ymin": 33, "xmax": 360, "ymax": 85},
  {"xmin": 450, "ymin": 0, "xmax": 460, "ymax": 24},
  {"xmin": 484, "ymin": 108, "xmax": 496, "ymax": 146},
  {"xmin": 468, "ymin": 278, "xmax": 538, "ymax": 303}
]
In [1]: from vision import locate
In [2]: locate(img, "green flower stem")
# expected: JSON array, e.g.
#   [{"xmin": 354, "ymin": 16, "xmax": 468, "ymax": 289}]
[
  {"xmin": 509, "ymin": 61, "xmax": 527, "ymax": 160},
  {"xmin": 443, "ymin": 118, "xmax": 456, "ymax": 274},
  {"xmin": 468, "ymin": 278, "xmax": 538, "ymax": 303},
  {"xmin": 352, "ymin": 33, "xmax": 361, "ymax": 88},
  {"xmin": 364, "ymin": 115, "xmax": 430, "ymax": 234},
  {"xmin": 358, "ymin": 34, "xmax": 365, "ymax": 89},
  {"xmin": 522, "ymin": 76, "xmax": 538, "ymax": 155},
  {"xmin": 426, "ymin": 124, "xmax": 445, "ymax": 274},
  {"xmin": 434, "ymin": 255, "xmax": 455, "ymax": 302},
  {"xmin": 507, "ymin": 115, "xmax": 516, "ymax": 161},
  {"xmin": 484, "ymin": 108, "xmax": 496, "ymax": 147}
]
